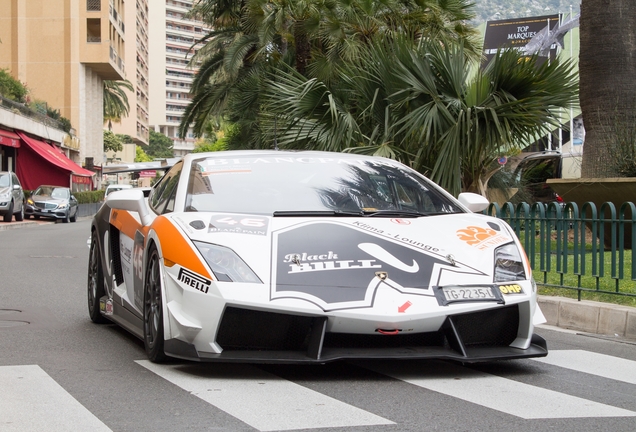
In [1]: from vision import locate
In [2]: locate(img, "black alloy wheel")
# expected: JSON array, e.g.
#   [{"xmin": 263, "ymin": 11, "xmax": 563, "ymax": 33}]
[
  {"xmin": 87, "ymin": 233, "xmax": 108, "ymax": 324},
  {"xmin": 143, "ymin": 247, "xmax": 167, "ymax": 362}
]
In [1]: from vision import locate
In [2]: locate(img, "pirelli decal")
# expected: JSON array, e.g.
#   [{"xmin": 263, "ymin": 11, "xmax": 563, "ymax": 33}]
[{"xmin": 178, "ymin": 268, "xmax": 212, "ymax": 294}]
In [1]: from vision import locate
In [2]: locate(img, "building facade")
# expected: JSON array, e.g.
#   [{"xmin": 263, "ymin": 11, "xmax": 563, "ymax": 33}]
[
  {"xmin": 0, "ymin": 0, "xmax": 127, "ymax": 171},
  {"xmin": 148, "ymin": 0, "xmax": 208, "ymax": 156},
  {"xmin": 110, "ymin": 0, "xmax": 150, "ymax": 157}
]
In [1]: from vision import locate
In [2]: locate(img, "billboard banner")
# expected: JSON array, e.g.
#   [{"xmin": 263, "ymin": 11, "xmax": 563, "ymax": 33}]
[{"xmin": 483, "ymin": 14, "xmax": 560, "ymax": 66}]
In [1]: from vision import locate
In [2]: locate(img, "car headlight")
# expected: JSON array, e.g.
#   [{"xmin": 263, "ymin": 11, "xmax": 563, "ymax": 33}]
[
  {"xmin": 192, "ymin": 241, "xmax": 262, "ymax": 283},
  {"xmin": 494, "ymin": 243, "xmax": 527, "ymax": 282},
  {"xmin": 0, "ymin": 193, "xmax": 9, "ymax": 200},
  {"xmin": 27, "ymin": 198, "xmax": 34, "ymax": 205},
  {"xmin": 58, "ymin": 203, "xmax": 67, "ymax": 209}
]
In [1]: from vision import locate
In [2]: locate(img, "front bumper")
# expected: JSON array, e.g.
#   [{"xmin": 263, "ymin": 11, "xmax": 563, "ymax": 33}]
[
  {"xmin": 25, "ymin": 205, "xmax": 68, "ymax": 219},
  {"xmin": 164, "ymin": 303, "xmax": 548, "ymax": 364},
  {"xmin": 0, "ymin": 199, "xmax": 12, "ymax": 214}
]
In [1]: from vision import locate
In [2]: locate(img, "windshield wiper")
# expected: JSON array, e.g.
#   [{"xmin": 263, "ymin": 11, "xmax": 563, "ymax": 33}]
[
  {"xmin": 361, "ymin": 210, "xmax": 456, "ymax": 217},
  {"xmin": 273, "ymin": 210, "xmax": 364, "ymax": 217},
  {"xmin": 273, "ymin": 210, "xmax": 457, "ymax": 218}
]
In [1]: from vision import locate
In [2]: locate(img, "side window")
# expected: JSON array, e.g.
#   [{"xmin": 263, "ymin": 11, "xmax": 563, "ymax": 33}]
[
  {"xmin": 149, "ymin": 163, "xmax": 182, "ymax": 214},
  {"xmin": 11, "ymin": 173, "xmax": 21, "ymax": 187}
]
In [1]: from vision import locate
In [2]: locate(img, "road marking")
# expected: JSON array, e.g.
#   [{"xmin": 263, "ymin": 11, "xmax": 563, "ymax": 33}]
[
  {"xmin": 532, "ymin": 349, "xmax": 636, "ymax": 385},
  {"xmin": 365, "ymin": 361, "xmax": 636, "ymax": 419},
  {"xmin": 0, "ymin": 365, "xmax": 112, "ymax": 432},
  {"xmin": 137, "ymin": 360, "xmax": 394, "ymax": 431}
]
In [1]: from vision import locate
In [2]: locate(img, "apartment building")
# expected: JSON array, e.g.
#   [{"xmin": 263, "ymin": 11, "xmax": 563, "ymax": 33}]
[
  {"xmin": 0, "ymin": 0, "xmax": 127, "ymax": 170},
  {"xmin": 109, "ymin": 0, "xmax": 150, "ymax": 165},
  {"xmin": 148, "ymin": 0, "xmax": 208, "ymax": 156}
]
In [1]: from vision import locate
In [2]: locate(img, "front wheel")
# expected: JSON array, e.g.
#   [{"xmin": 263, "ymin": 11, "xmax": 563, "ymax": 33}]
[
  {"xmin": 2, "ymin": 202, "xmax": 13, "ymax": 222},
  {"xmin": 15, "ymin": 202, "xmax": 24, "ymax": 221},
  {"xmin": 143, "ymin": 247, "xmax": 167, "ymax": 362},
  {"xmin": 87, "ymin": 233, "xmax": 108, "ymax": 324}
]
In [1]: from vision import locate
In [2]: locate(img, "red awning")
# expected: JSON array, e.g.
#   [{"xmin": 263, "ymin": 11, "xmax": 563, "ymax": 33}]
[
  {"xmin": 16, "ymin": 131, "xmax": 95, "ymax": 190},
  {"xmin": 16, "ymin": 131, "xmax": 94, "ymax": 177},
  {"xmin": 0, "ymin": 128, "xmax": 20, "ymax": 148}
]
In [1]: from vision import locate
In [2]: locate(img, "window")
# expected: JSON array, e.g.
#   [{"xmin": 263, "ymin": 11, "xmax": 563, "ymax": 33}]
[
  {"xmin": 149, "ymin": 162, "xmax": 182, "ymax": 214},
  {"xmin": 87, "ymin": 0, "xmax": 101, "ymax": 11}
]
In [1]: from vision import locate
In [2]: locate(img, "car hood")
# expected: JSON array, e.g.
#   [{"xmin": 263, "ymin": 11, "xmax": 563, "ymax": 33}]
[
  {"xmin": 169, "ymin": 212, "xmax": 519, "ymax": 293},
  {"xmin": 0, "ymin": 187, "xmax": 11, "ymax": 196},
  {"xmin": 31, "ymin": 196, "xmax": 68, "ymax": 205}
]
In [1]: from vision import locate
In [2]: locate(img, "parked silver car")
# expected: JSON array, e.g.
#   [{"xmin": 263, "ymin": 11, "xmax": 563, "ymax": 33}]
[
  {"xmin": 0, "ymin": 171, "xmax": 25, "ymax": 222},
  {"xmin": 25, "ymin": 185, "xmax": 78, "ymax": 223}
]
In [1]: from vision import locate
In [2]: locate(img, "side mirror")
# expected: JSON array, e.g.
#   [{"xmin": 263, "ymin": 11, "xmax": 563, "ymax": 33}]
[
  {"xmin": 13, "ymin": 184, "xmax": 20, "ymax": 190},
  {"xmin": 107, "ymin": 189, "xmax": 153, "ymax": 226},
  {"xmin": 458, "ymin": 192, "xmax": 489, "ymax": 213}
]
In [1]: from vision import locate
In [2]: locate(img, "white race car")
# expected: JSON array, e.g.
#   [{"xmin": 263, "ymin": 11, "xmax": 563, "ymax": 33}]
[{"xmin": 87, "ymin": 151, "xmax": 547, "ymax": 363}]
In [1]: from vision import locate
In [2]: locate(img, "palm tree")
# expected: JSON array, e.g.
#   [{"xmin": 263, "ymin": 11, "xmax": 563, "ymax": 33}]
[
  {"xmin": 579, "ymin": 0, "xmax": 636, "ymax": 177},
  {"xmin": 179, "ymin": 0, "xmax": 480, "ymax": 141},
  {"xmin": 103, "ymin": 80, "xmax": 133, "ymax": 130},
  {"xmin": 259, "ymin": 39, "xmax": 579, "ymax": 196}
]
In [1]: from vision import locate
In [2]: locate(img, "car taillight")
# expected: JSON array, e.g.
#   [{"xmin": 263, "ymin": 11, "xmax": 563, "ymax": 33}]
[{"xmin": 556, "ymin": 194, "xmax": 564, "ymax": 203}]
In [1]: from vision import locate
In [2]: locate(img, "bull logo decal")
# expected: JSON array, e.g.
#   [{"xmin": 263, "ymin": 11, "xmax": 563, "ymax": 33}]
[{"xmin": 271, "ymin": 222, "xmax": 470, "ymax": 311}]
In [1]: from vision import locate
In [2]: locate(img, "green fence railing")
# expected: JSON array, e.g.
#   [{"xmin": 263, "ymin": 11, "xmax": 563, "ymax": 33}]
[{"xmin": 487, "ymin": 201, "xmax": 636, "ymax": 301}]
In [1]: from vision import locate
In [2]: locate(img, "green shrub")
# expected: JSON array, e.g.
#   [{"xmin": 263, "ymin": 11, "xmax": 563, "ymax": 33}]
[
  {"xmin": 0, "ymin": 69, "xmax": 28, "ymax": 102},
  {"xmin": 73, "ymin": 190, "xmax": 104, "ymax": 204}
]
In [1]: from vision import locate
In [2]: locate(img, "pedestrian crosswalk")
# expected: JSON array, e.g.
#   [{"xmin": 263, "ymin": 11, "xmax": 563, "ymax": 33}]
[
  {"xmin": 0, "ymin": 365, "xmax": 111, "ymax": 432},
  {"xmin": 2, "ymin": 350, "xmax": 635, "ymax": 431}
]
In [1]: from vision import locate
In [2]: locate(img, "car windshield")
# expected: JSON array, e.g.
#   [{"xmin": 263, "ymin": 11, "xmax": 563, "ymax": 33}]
[
  {"xmin": 35, "ymin": 186, "xmax": 69, "ymax": 199},
  {"xmin": 0, "ymin": 174, "xmax": 9, "ymax": 188},
  {"xmin": 185, "ymin": 155, "xmax": 462, "ymax": 216}
]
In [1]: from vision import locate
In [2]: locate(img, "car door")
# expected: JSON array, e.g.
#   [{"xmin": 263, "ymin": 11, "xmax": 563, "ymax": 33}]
[{"xmin": 10, "ymin": 173, "xmax": 24, "ymax": 211}]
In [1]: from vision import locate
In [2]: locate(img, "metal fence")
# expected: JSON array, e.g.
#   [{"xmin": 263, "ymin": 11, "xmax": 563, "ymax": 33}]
[{"xmin": 487, "ymin": 201, "xmax": 636, "ymax": 300}]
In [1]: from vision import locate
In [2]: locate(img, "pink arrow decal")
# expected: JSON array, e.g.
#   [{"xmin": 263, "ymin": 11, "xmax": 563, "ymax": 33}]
[{"xmin": 398, "ymin": 301, "xmax": 412, "ymax": 313}]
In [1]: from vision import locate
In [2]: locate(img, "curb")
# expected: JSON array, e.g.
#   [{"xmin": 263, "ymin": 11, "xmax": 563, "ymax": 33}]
[
  {"xmin": 538, "ymin": 295, "xmax": 636, "ymax": 340},
  {"xmin": 0, "ymin": 220, "xmax": 44, "ymax": 231}
]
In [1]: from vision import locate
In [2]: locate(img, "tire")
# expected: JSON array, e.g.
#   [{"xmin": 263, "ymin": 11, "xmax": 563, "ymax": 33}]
[
  {"xmin": 3, "ymin": 201, "xmax": 13, "ymax": 222},
  {"xmin": 70, "ymin": 208, "xmax": 77, "ymax": 223},
  {"xmin": 15, "ymin": 202, "xmax": 24, "ymax": 222},
  {"xmin": 143, "ymin": 247, "xmax": 167, "ymax": 362},
  {"xmin": 87, "ymin": 233, "xmax": 108, "ymax": 324},
  {"xmin": 34, "ymin": 215, "xmax": 40, "ymax": 220},
  {"xmin": 63, "ymin": 211, "xmax": 70, "ymax": 223},
  {"xmin": 25, "ymin": 214, "xmax": 30, "ymax": 219}
]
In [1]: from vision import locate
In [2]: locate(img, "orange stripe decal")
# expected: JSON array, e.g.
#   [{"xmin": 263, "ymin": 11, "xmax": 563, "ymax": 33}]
[
  {"xmin": 151, "ymin": 216, "xmax": 211, "ymax": 279},
  {"xmin": 110, "ymin": 209, "xmax": 149, "ymax": 239}
]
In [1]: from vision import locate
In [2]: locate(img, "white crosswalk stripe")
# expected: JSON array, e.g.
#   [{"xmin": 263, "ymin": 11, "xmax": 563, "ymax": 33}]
[
  {"xmin": 0, "ymin": 365, "xmax": 112, "ymax": 432},
  {"xmin": 137, "ymin": 360, "xmax": 394, "ymax": 431},
  {"xmin": 3, "ymin": 349, "xmax": 636, "ymax": 431},
  {"xmin": 532, "ymin": 349, "xmax": 636, "ymax": 385},
  {"xmin": 363, "ymin": 360, "xmax": 636, "ymax": 420}
]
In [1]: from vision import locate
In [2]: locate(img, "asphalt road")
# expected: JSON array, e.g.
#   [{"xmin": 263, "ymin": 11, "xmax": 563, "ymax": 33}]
[{"xmin": 1, "ymin": 220, "xmax": 635, "ymax": 431}]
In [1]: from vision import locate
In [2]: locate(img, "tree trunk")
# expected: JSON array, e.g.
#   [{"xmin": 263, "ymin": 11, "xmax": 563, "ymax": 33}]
[{"xmin": 579, "ymin": 0, "xmax": 636, "ymax": 177}]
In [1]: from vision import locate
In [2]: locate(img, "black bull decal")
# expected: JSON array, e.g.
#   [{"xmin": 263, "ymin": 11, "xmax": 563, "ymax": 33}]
[{"xmin": 272, "ymin": 222, "xmax": 449, "ymax": 307}]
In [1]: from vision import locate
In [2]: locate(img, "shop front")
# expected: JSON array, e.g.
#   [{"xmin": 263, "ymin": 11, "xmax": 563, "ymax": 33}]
[{"xmin": 15, "ymin": 131, "xmax": 95, "ymax": 191}]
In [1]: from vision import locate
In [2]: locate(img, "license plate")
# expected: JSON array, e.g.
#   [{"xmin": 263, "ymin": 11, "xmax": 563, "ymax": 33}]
[{"xmin": 442, "ymin": 286, "xmax": 498, "ymax": 303}]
